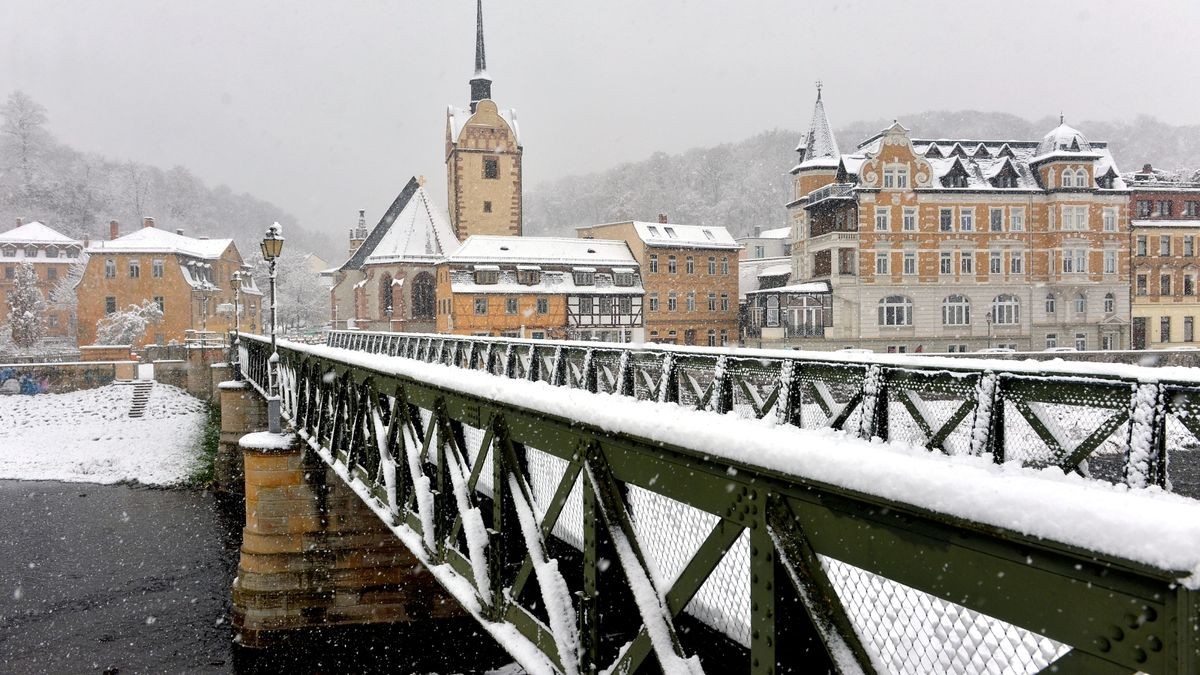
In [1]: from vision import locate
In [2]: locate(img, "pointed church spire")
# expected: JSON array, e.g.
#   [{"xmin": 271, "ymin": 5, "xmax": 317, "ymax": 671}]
[
  {"xmin": 795, "ymin": 82, "xmax": 840, "ymax": 164},
  {"xmin": 469, "ymin": 0, "xmax": 492, "ymax": 113}
]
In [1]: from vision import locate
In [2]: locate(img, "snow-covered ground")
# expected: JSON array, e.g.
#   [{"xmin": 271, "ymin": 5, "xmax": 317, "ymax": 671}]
[{"xmin": 0, "ymin": 383, "xmax": 207, "ymax": 485}]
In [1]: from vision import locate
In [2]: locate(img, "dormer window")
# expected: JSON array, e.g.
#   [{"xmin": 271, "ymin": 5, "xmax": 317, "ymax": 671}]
[
  {"xmin": 66, "ymin": 247, "xmax": 78, "ymax": 258},
  {"xmin": 702, "ymin": 229, "xmax": 714, "ymax": 241},
  {"xmin": 663, "ymin": 227, "xmax": 677, "ymax": 239},
  {"xmin": 516, "ymin": 265, "xmax": 541, "ymax": 285},
  {"xmin": 612, "ymin": 268, "xmax": 635, "ymax": 287},
  {"xmin": 942, "ymin": 162, "xmax": 969, "ymax": 188},
  {"xmin": 45, "ymin": 247, "xmax": 58, "ymax": 259},
  {"xmin": 2, "ymin": 246, "xmax": 14, "ymax": 258},
  {"xmin": 924, "ymin": 144, "xmax": 944, "ymax": 159},
  {"xmin": 24, "ymin": 246, "xmax": 36, "ymax": 258},
  {"xmin": 647, "ymin": 225, "xmax": 660, "ymax": 237},
  {"xmin": 573, "ymin": 268, "xmax": 595, "ymax": 285},
  {"xmin": 474, "ymin": 265, "xmax": 499, "ymax": 285}
]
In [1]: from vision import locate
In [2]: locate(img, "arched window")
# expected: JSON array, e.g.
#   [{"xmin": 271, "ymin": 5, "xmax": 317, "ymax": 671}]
[
  {"xmin": 1045, "ymin": 293, "xmax": 1056, "ymax": 314},
  {"xmin": 1061, "ymin": 169, "xmax": 1073, "ymax": 188},
  {"xmin": 992, "ymin": 294, "xmax": 1020, "ymax": 325},
  {"xmin": 379, "ymin": 272, "xmax": 394, "ymax": 317},
  {"xmin": 411, "ymin": 271, "xmax": 435, "ymax": 319},
  {"xmin": 1075, "ymin": 168, "xmax": 1089, "ymax": 188},
  {"xmin": 1074, "ymin": 293, "xmax": 1086, "ymax": 314},
  {"xmin": 1103, "ymin": 293, "xmax": 1115, "ymax": 314},
  {"xmin": 878, "ymin": 295, "xmax": 913, "ymax": 327},
  {"xmin": 942, "ymin": 295, "xmax": 971, "ymax": 326}
]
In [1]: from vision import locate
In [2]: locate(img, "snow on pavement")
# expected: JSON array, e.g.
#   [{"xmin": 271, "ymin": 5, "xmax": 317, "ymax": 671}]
[{"xmin": 0, "ymin": 383, "xmax": 207, "ymax": 485}]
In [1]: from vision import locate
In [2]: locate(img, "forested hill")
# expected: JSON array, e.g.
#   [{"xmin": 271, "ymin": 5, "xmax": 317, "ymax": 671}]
[
  {"xmin": 0, "ymin": 91, "xmax": 336, "ymax": 262},
  {"xmin": 525, "ymin": 111, "xmax": 1200, "ymax": 239}
]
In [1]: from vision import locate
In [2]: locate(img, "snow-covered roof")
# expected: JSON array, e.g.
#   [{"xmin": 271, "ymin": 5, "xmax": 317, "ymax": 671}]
[
  {"xmin": 737, "ymin": 255, "xmax": 791, "ymax": 299},
  {"xmin": 0, "ymin": 221, "xmax": 79, "ymax": 245},
  {"xmin": 178, "ymin": 260, "xmax": 219, "ymax": 291},
  {"xmin": 756, "ymin": 263, "xmax": 791, "ymax": 278},
  {"xmin": 795, "ymin": 87, "xmax": 840, "ymax": 162},
  {"xmin": 449, "ymin": 267, "xmax": 644, "ymax": 296},
  {"xmin": 1036, "ymin": 122, "xmax": 1092, "ymax": 156},
  {"xmin": 447, "ymin": 104, "xmax": 522, "ymax": 146},
  {"xmin": 746, "ymin": 280, "xmax": 830, "ymax": 295},
  {"xmin": 759, "ymin": 226, "xmax": 790, "ymax": 239},
  {"xmin": 362, "ymin": 185, "xmax": 458, "ymax": 266},
  {"xmin": 627, "ymin": 222, "xmax": 739, "ymax": 250},
  {"xmin": 87, "ymin": 227, "xmax": 231, "ymax": 259},
  {"xmin": 447, "ymin": 236, "xmax": 637, "ymax": 267},
  {"xmin": 1131, "ymin": 219, "xmax": 1200, "ymax": 229}
]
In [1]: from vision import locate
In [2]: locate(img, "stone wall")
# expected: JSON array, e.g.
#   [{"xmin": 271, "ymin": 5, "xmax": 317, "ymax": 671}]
[
  {"xmin": 0, "ymin": 360, "xmax": 135, "ymax": 395},
  {"xmin": 152, "ymin": 360, "xmax": 187, "ymax": 390}
]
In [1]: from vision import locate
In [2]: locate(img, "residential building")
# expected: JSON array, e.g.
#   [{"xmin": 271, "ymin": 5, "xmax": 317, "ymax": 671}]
[
  {"xmin": 0, "ymin": 219, "xmax": 84, "ymax": 338},
  {"xmin": 445, "ymin": 0, "xmax": 522, "ymax": 240},
  {"xmin": 435, "ymin": 235, "xmax": 644, "ymax": 341},
  {"xmin": 576, "ymin": 218, "xmax": 740, "ymax": 346},
  {"xmin": 775, "ymin": 87, "xmax": 1129, "ymax": 353},
  {"xmin": 1126, "ymin": 165, "xmax": 1200, "ymax": 348},
  {"xmin": 330, "ymin": 179, "xmax": 459, "ymax": 332},
  {"xmin": 736, "ymin": 226, "xmax": 791, "ymax": 260},
  {"xmin": 78, "ymin": 218, "xmax": 261, "ymax": 347}
]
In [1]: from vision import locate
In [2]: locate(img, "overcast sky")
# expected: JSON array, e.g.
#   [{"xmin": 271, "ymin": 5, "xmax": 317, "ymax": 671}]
[{"xmin": 3, "ymin": 1, "xmax": 1198, "ymax": 238}]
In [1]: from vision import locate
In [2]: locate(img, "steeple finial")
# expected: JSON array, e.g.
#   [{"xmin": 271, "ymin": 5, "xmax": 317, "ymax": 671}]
[
  {"xmin": 1060, "ymin": 112, "xmax": 1065, "ymax": 125},
  {"xmin": 469, "ymin": 0, "xmax": 492, "ymax": 112},
  {"xmin": 815, "ymin": 80, "xmax": 822, "ymax": 101}
]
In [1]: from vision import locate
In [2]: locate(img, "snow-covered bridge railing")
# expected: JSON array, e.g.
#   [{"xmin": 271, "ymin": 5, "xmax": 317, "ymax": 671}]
[
  {"xmin": 240, "ymin": 332, "xmax": 1200, "ymax": 674},
  {"xmin": 326, "ymin": 330, "xmax": 1200, "ymax": 499}
]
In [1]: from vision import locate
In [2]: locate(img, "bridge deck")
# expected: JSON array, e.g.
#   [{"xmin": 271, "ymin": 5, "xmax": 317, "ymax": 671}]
[{"xmin": 237, "ymin": 332, "xmax": 1200, "ymax": 674}]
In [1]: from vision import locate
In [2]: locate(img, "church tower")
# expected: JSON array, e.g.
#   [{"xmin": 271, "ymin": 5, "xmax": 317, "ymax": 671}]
[{"xmin": 446, "ymin": 0, "xmax": 523, "ymax": 239}]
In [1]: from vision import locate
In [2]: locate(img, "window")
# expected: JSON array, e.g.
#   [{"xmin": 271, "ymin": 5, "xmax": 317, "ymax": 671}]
[
  {"xmin": 1186, "ymin": 274, "xmax": 1196, "ymax": 296},
  {"xmin": 874, "ymin": 208, "xmax": 890, "ymax": 232},
  {"xmin": 942, "ymin": 295, "xmax": 971, "ymax": 326},
  {"xmin": 474, "ymin": 297, "xmax": 488, "ymax": 315},
  {"xmin": 24, "ymin": 245, "xmax": 36, "ymax": 258},
  {"xmin": 1136, "ymin": 200, "xmax": 1153, "ymax": 218},
  {"xmin": 1161, "ymin": 235, "xmax": 1172, "ymax": 257},
  {"xmin": 1061, "ymin": 170, "xmax": 1074, "ymax": 188},
  {"xmin": 939, "ymin": 208, "xmax": 954, "ymax": 232},
  {"xmin": 536, "ymin": 297, "xmax": 549, "ymax": 314},
  {"xmin": 959, "ymin": 210, "xmax": 974, "ymax": 232},
  {"xmin": 128, "ymin": 259, "xmax": 140, "ymax": 278},
  {"xmin": 754, "ymin": 245, "xmax": 764, "ymax": 258},
  {"xmin": 153, "ymin": 296, "xmax": 164, "ymax": 313},
  {"xmin": 1074, "ymin": 293, "xmax": 1086, "ymax": 314},
  {"xmin": 667, "ymin": 292, "xmax": 677, "ymax": 312},
  {"xmin": 989, "ymin": 251, "xmax": 1002, "ymax": 275},
  {"xmin": 902, "ymin": 252, "xmax": 916, "ymax": 275},
  {"xmin": 1062, "ymin": 248, "xmax": 1087, "ymax": 274},
  {"xmin": 1187, "ymin": 317, "xmax": 1195, "ymax": 343},
  {"xmin": 517, "ymin": 268, "xmax": 541, "ymax": 285},
  {"xmin": 707, "ymin": 293, "xmax": 717, "ymax": 311},
  {"xmin": 1187, "ymin": 237, "xmax": 1196, "ymax": 257},
  {"xmin": 648, "ymin": 294, "xmax": 658, "ymax": 311},
  {"xmin": 599, "ymin": 296, "xmax": 613, "ymax": 314},
  {"xmin": 960, "ymin": 252, "xmax": 974, "ymax": 275},
  {"xmin": 668, "ymin": 256, "xmax": 677, "ymax": 274},
  {"xmin": 1010, "ymin": 252, "xmax": 1024, "ymax": 274},
  {"xmin": 902, "ymin": 208, "xmax": 916, "ymax": 231},
  {"xmin": 883, "ymin": 164, "xmax": 909, "ymax": 189},
  {"xmin": 720, "ymin": 293, "xmax": 729, "ymax": 311},
  {"xmin": 1137, "ymin": 274, "xmax": 1148, "ymax": 296},
  {"xmin": 475, "ymin": 268, "xmax": 498, "ymax": 284},
  {"xmin": 939, "ymin": 252, "xmax": 952, "ymax": 275},
  {"xmin": 721, "ymin": 257, "xmax": 729, "ymax": 275},
  {"xmin": 990, "ymin": 208, "xmax": 1003, "ymax": 232},
  {"xmin": 686, "ymin": 292, "xmax": 696, "ymax": 312},
  {"xmin": 1103, "ymin": 250, "xmax": 1117, "ymax": 274},
  {"xmin": 992, "ymin": 295, "xmax": 1020, "ymax": 325},
  {"xmin": 720, "ymin": 329, "xmax": 728, "ymax": 346},
  {"xmin": 66, "ymin": 248, "xmax": 78, "ymax": 258},
  {"xmin": 612, "ymin": 270, "xmax": 634, "ymax": 286},
  {"xmin": 483, "ymin": 157, "xmax": 499, "ymax": 179},
  {"xmin": 1045, "ymin": 293, "xmax": 1056, "ymax": 314},
  {"xmin": 1136, "ymin": 236, "xmax": 1147, "ymax": 257},
  {"xmin": 707, "ymin": 329, "xmax": 717, "ymax": 347},
  {"xmin": 1157, "ymin": 200, "xmax": 1172, "ymax": 217},
  {"xmin": 1010, "ymin": 208, "xmax": 1025, "ymax": 232},
  {"xmin": 152, "ymin": 259, "xmax": 164, "ymax": 278},
  {"xmin": 686, "ymin": 256, "xmax": 695, "ymax": 274},
  {"xmin": 1161, "ymin": 316, "xmax": 1172, "ymax": 343},
  {"xmin": 649, "ymin": 254, "xmax": 658, "ymax": 273},
  {"xmin": 1187, "ymin": 201, "xmax": 1200, "ymax": 217},
  {"xmin": 105, "ymin": 259, "xmax": 116, "ymax": 278},
  {"xmin": 1161, "ymin": 274, "xmax": 1172, "ymax": 296},
  {"xmin": 838, "ymin": 248, "xmax": 856, "ymax": 275},
  {"xmin": 664, "ymin": 227, "xmax": 677, "ymax": 239},
  {"xmin": 1061, "ymin": 205, "xmax": 1087, "ymax": 231},
  {"xmin": 1046, "ymin": 333, "xmax": 1058, "ymax": 349},
  {"xmin": 1076, "ymin": 169, "xmax": 1089, "ymax": 188},
  {"xmin": 876, "ymin": 252, "xmax": 890, "ymax": 275},
  {"xmin": 647, "ymin": 226, "xmax": 660, "ymax": 237},
  {"xmin": 1102, "ymin": 208, "xmax": 1117, "ymax": 232},
  {"xmin": 483, "ymin": 201, "xmax": 492, "ymax": 213},
  {"xmin": 45, "ymin": 247, "xmax": 58, "ymax": 259},
  {"xmin": 506, "ymin": 297, "xmax": 518, "ymax": 314},
  {"xmin": 878, "ymin": 295, "xmax": 913, "ymax": 326},
  {"xmin": 105, "ymin": 297, "xmax": 116, "ymax": 314},
  {"xmin": 707, "ymin": 256, "xmax": 716, "ymax": 274},
  {"xmin": 1104, "ymin": 293, "xmax": 1115, "ymax": 313},
  {"xmin": 1, "ymin": 248, "xmax": 12, "ymax": 258},
  {"xmin": 573, "ymin": 270, "xmax": 595, "ymax": 285},
  {"xmin": 619, "ymin": 296, "xmax": 631, "ymax": 314},
  {"xmin": 413, "ymin": 272, "xmax": 435, "ymax": 318}
]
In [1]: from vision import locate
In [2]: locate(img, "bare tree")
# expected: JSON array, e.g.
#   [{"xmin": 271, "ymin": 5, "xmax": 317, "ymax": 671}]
[
  {"xmin": 0, "ymin": 91, "xmax": 50, "ymax": 190},
  {"xmin": 95, "ymin": 299, "xmax": 164, "ymax": 345}
]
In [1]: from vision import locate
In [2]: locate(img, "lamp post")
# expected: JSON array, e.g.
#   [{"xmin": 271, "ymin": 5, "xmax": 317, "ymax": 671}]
[
  {"xmin": 986, "ymin": 310, "xmax": 994, "ymax": 349},
  {"xmin": 261, "ymin": 223, "xmax": 285, "ymax": 433},
  {"xmin": 230, "ymin": 270, "xmax": 243, "ymax": 380}
]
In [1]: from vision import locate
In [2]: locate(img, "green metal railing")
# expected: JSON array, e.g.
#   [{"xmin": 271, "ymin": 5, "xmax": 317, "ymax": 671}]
[
  {"xmin": 326, "ymin": 330, "xmax": 1200, "ymax": 498},
  {"xmin": 238, "ymin": 332, "xmax": 1199, "ymax": 674}
]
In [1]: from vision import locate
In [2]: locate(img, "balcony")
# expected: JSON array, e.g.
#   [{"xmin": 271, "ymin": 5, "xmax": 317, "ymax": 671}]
[{"xmin": 804, "ymin": 183, "xmax": 855, "ymax": 209}]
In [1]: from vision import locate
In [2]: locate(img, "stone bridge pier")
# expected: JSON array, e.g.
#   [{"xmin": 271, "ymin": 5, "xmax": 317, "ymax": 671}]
[{"xmin": 220, "ymin": 387, "xmax": 488, "ymax": 659}]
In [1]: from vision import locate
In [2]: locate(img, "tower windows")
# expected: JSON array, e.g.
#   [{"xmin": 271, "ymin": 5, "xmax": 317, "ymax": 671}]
[{"xmin": 483, "ymin": 157, "xmax": 499, "ymax": 179}]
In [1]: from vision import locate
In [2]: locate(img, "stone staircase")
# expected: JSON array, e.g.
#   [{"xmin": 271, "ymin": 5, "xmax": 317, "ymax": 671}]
[{"xmin": 128, "ymin": 381, "xmax": 154, "ymax": 418}]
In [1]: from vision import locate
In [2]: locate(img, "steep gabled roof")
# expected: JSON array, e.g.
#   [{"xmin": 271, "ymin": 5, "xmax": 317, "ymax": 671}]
[
  {"xmin": 795, "ymin": 86, "xmax": 840, "ymax": 166},
  {"xmin": 362, "ymin": 184, "xmax": 458, "ymax": 266},
  {"xmin": 338, "ymin": 177, "xmax": 422, "ymax": 272}
]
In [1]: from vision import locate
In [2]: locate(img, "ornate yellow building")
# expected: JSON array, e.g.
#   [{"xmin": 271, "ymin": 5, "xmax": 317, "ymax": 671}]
[{"xmin": 445, "ymin": 0, "xmax": 522, "ymax": 240}]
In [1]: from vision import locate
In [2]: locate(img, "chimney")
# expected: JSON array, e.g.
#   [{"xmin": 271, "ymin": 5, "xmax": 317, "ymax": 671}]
[
  {"xmin": 15, "ymin": 218, "xmax": 22, "ymax": 227},
  {"xmin": 175, "ymin": 228, "xmax": 184, "ymax": 236},
  {"xmin": 109, "ymin": 220, "xmax": 120, "ymax": 240},
  {"xmin": 753, "ymin": 226, "xmax": 761, "ymax": 237},
  {"xmin": 658, "ymin": 213, "xmax": 668, "ymax": 224},
  {"xmin": 142, "ymin": 216, "xmax": 155, "ymax": 229},
  {"xmin": 83, "ymin": 235, "xmax": 90, "ymax": 248},
  {"xmin": 1143, "ymin": 164, "xmax": 1153, "ymax": 173}
]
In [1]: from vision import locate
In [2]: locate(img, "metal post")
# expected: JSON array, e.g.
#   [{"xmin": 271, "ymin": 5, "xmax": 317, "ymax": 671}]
[
  {"xmin": 267, "ymin": 256, "xmax": 281, "ymax": 433},
  {"xmin": 232, "ymin": 272, "xmax": 242, "ymax": 380}
]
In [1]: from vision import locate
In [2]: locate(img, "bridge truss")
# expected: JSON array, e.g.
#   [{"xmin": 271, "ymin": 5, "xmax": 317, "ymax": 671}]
[{"xmin": 241, "ymin": 332, "xmax": 1200, "ymax": 674}]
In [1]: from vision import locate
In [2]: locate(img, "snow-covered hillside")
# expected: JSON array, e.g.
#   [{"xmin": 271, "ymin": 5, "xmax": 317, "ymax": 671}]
[{"xmin": 0, "ymin": 383, "xmax": 206, "ymax": 485}]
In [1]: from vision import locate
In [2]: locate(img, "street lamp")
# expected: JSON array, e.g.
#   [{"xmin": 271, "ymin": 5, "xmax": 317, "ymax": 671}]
[
  {"xmin": 230, "ymin": 270, "xmax": 243, "ymax": 380},
  {"xmin": 986, "ymin": 310, "xmax": 994, "ymax": 349},
  {"xmin": 261, "ymin": 222, "xmax": 285, "ymax": 433}
]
